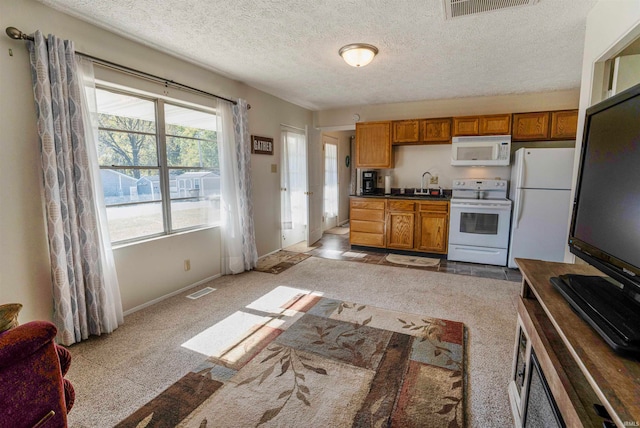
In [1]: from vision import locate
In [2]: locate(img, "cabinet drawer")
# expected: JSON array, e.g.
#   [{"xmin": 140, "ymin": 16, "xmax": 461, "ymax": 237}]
[
  {"xmin": 350, "ymin": 232, "xmax": 385, "ymax": 247},
  {"xmin": 351, "ymin": 208, "xmax": 385, "ymax": 222},
  {"xmin": 350, "ymin": 199, "xmax": 385, "ymax": 210},
  {"xmin": 350, "ymin": 220, "xmax": 384, "ymax": 234},
  {"xmin": 388, "ymin": 200, "xmax": 415, "ymax": 212},
  {"xmin": 418, "ymin": 202, "xmax": 449, "ymax": 213}
]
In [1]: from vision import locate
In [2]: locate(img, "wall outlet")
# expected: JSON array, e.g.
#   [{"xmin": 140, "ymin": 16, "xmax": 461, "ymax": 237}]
[
  {"xmin": 184, "ymin": 259, "xmax": 191, "ymax": 271},
  {"xmin": 430, "ymin": 175, "xmax": 439, "ymax": 185}
]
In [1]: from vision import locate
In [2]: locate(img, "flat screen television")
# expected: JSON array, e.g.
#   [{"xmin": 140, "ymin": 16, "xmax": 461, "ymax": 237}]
[{"xmin": 551, "ymin": 81, "xmax": 640, "ymax": 357}]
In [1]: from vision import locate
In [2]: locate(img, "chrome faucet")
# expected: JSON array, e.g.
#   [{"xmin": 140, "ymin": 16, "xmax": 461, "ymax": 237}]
[{"xmin": 421, "ymin": 171, "xmax": 432, "ymax": 192}]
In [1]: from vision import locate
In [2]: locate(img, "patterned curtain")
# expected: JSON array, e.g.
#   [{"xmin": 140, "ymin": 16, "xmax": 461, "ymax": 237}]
[
  {"xmin": 218, "ymin": 98, "xmax": 258, "ymax": 274},
  {"xmin": 28, "ymin": 31, "xmax": 123, "ymax": 345}
]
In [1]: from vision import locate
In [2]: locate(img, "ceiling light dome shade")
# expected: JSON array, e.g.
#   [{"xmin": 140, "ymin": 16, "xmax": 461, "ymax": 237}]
[{"xmin": 339, "ymin": 44, "xmax": 378, "ymax": 67}]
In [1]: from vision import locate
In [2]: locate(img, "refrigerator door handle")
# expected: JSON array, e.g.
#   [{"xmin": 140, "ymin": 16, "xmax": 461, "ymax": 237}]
[
  {"xmin": 515, "ymin": 189, "xmax": 524, "ymax": 229},
  {"xmin": 518, "ymin": 152, "xmax": 526, "ymax": 189}
]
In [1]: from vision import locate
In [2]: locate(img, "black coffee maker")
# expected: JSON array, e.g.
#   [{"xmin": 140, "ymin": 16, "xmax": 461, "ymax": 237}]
[{"xmin": 362, "ymin": 171, "xmax": 377, "ymax": 194}]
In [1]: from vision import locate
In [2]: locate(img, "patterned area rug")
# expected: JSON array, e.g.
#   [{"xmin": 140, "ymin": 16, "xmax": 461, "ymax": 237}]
[
  {"xmin": 254, "ymin": 251, "xmax": 311, "ymax": 274},
  {"xmin": 386, "ymin": 254, "xmax": 441, "ymax": 267},
  {"xmin": 324, "ymin": 226, "xmax": 349, "ymax": 235},
  {"xmin": 116, "ymin": 289, "xmax": 465, "ymax": 427}
]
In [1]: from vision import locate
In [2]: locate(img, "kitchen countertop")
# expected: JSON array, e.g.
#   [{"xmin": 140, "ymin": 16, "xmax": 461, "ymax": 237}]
[{"xmin": 350, "ymin": 193, "xmax": 451, "ymax": 201}]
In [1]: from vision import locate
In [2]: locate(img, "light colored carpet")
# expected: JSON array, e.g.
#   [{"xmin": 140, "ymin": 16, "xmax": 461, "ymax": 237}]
[
  {"xmin": 386, "ymin": 253, "xmax": 441, "ymax": 267},
  {"xmin": 324, "ymin": 226, "xmax": 349, "ymax": 235},
  {"xmin": 65, "ymin": 257, "xmax": 519, "ymax": 427},
  {"xmin": 117, "ymin": 297, "xmax": 466, "ymax": 427}
]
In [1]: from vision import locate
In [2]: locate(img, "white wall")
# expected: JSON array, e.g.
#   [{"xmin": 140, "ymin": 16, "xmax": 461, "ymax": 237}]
[
  {"xmin": 568, "ymin": 0, "xmax": 640, "ymax": 262},
  {"xmin": 315, "ymin": 90, "xmax": 580, "ymax": 129},
  {"xmin": 612, "ymin": 54, "xmax": 640, "ymax": 94},
  {"xmin": 0, "ymin": 0, "xmax": 313, "ymax": 319}
]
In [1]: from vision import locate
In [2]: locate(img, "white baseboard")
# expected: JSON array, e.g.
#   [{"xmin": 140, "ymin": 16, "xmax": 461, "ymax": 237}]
[
  {"xmin": 260, "ymin": 247, "xmax": 284, "ymax": 258},
  {"xmin": 123, "ymin": 274, "xmax": 221, "ymax": 316}
]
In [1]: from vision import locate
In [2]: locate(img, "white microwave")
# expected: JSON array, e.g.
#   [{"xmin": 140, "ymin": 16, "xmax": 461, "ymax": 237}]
[{"xmin": 451, "ymin": 135, "xmax": 511, "ymax": 166}]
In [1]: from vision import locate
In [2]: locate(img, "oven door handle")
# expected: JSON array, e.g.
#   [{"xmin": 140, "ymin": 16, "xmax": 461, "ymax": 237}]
[{"xmin": 451, "ymin": 203, "xmax": 511, "ymax": 211}]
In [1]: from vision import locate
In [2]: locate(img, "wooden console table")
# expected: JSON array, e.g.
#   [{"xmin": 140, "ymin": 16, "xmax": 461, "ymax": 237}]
[{"xmin": 510, "ymin": 259, "xmax": 640, "ymax": 427}]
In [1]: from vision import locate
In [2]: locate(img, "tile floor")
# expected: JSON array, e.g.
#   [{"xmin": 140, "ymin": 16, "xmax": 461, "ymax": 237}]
[{"xmin": 305, "ymin": 228, "xmax": 523, "ymax": 283}]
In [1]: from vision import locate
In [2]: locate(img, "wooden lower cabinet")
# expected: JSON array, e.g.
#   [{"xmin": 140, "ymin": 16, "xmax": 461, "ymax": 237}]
[
  {"xmin": 350, "ymin": 197, "xmax": 449, "ymax": 254},
  {"xmin": 386, "ymin": 200, "xmax": 416, "ymax": 249},
  {"xmin": 415, "ymin": 202, "xmax": 449, "ymax": 253},
  {"xmin": 350, "ymin": 198, "xmax": 386, "ymax": 247}
]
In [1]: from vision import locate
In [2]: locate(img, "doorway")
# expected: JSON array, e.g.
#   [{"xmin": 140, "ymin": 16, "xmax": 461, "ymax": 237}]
[
  {"xmin": 281, "ymin": 127, "xmax": 307, "ymax": 247},
  {"xmin": 323, "ymin": 136, "xmax": 338, "ymax": 231}
]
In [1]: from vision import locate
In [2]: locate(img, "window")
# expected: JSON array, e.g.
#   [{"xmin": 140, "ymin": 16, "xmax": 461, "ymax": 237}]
[{"xmin": 95, "ymin": 88, "xmax": 219, "ymax": 244}]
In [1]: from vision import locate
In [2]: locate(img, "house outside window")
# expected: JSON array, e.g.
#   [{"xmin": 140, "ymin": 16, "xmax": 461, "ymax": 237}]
[{"xmin": 95, "ymin": 87, "xmax": 219, "ymax": 244}]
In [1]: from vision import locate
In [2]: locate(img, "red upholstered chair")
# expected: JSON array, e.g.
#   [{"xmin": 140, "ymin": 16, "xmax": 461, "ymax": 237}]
[{"xmin": 0, "ymin": 320, "xmax": 75, "ymax": 428}]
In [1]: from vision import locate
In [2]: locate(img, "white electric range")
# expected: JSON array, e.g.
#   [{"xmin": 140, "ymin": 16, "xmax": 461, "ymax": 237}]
[{"xmin": 448, "ymin": 179, "xmax": 512, "ymax": 266}]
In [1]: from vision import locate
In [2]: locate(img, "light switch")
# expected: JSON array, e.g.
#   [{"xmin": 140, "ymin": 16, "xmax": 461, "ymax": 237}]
[{"xmin": 271, "ymin": 164, "xmax": 277, "ymax": 173}]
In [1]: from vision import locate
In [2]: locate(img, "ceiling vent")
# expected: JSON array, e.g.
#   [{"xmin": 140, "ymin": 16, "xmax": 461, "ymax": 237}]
[{"xmin": 443, "ymin": 0, "xmax": 539, "ymax": 19}]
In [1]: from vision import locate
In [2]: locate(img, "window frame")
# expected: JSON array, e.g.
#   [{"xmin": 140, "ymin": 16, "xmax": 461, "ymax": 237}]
[{"xmin": 95, "ymin": 85, "xmax": 220, "ymax": 246}]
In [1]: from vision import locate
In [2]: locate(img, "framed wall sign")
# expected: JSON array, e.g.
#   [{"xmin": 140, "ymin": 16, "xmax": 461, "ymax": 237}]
[{"xmin": 251, "ymin": 135, "xmax": 274, "ymax": 155}]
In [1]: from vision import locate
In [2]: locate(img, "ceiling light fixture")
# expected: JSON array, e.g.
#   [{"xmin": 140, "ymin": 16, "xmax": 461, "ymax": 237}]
[{"xmin": 339, "ymin": 43, "xmax": 378, "ymax": 67}]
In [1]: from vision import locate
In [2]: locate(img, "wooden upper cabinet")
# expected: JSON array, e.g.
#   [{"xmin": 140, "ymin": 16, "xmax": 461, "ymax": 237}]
[
  {"xmin": 452, "ymin": 114, "xmax": 510, "ymax": 136},
  {"xmin": 479, "ymin": 114, "xmax": 511, "ymax": 135},
  {"xmin": 512, "ymin": 112, "xmax": 551, "ymax": 141},
  {"xmin": 421, "ymin": 118, "xmax": 452, "ymax": 143},
  {"xmin": 392, "ymin": 120, "xmax": 420, "ymax": 144},
  {"xmin": 452, "ymin": 116, "xmax": 480, "ymax": 136},
  {"xmin": 355, "ymin": 121, "xmax": 393, "ymax": 168},
  {"xmin": 550, "ymin": 110, "xmax": 579, "ymax": 140}
]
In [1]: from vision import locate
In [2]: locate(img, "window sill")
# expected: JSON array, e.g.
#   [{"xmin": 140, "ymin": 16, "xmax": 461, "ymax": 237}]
[{"xmin": 111, "ymin": 224, "xmax": 220, "ymax": 250}]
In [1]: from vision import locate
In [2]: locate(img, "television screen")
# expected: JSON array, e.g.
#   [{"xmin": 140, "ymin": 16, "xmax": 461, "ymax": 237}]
[
  {"xmin": 557, "ymin": 82, "xmax": 640, "ymax": 355},
  {"xmin": 570, "ymin": 82, "xmax": 640, "ymax": 294}
]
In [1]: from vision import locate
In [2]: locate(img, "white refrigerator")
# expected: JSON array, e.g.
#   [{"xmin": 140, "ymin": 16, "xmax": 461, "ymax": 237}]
[{"xmin": 508, "ymin": 148, "xmax": 575, "ymax": 268}]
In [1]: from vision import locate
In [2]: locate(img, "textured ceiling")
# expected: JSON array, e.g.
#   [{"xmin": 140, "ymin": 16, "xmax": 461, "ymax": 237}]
[{"xmin": 37, "ymin": 0, "xmax": 598, "ymax": 111}]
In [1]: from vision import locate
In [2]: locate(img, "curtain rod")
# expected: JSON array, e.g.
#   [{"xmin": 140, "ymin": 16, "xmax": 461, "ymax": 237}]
[{"xmin": 5, "ymin": 26, "xmax": 241, "ymax": 107}]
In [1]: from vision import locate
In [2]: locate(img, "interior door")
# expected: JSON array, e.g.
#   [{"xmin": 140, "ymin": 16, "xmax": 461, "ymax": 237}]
[
  {"xmin": 306, "ymin": 126, "xmax": 323, "ymax": 245},
  {"xmin": 281, "ymin": 127, "xmax": 307, "ymax": 247},
  {"xmin": 323, "ymin": 135, "xmax": 338, "ymax": 230}
]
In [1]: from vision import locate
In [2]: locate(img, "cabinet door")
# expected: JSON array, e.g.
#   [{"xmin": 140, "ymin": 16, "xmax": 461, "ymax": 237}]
[
  {"xmin": 452, "ymin": 116, "xmax": 480, "ymax": 136},
  {"xmin": 392, "ymin": 120, "xmax": 420, "ymax": 144},
  {"xmin": 355, "ymin": 122, "xmax": 393, "ymax": 168},
  {"xmin": 512, "ymin": 112, "xmax": 550, "ymax": 141},
  {"xmin": 416, "ymin": 202, "xmax": 449, "ymax": 253},
  {"xmin": 387, "ymin": 211, "xmax": 415, "ymax": 249},
  {"xmin": 416, "ymin": 212, "xmax": 448, "ymax": 253},
  {"xmin": 550, "ymin": 110, "xmax": 578, "ymax": 140},
  {"xmin": 421, "ymin": 118, "xmax": 452, "ymax": 143},
  {"xmin": 480, "ymin": 114, "xmax": 511, "ymax": 135}
]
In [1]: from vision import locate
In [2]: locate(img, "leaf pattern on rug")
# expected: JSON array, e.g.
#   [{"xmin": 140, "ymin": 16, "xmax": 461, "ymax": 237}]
[
  {"xmin": 235, "ymin": 345, "xmax": 328, "ymax": 426},
  {"xmin": 304, "ymin": 317, "xmax": 386, "ymax": 369},
  {"xmin": 398, "ymin": 317, "xmax": 464, "ymax": 427}
]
